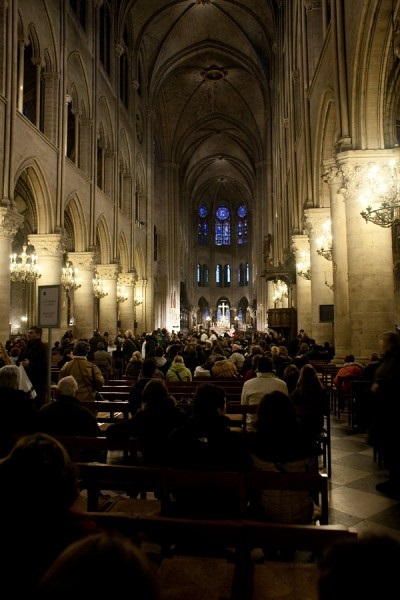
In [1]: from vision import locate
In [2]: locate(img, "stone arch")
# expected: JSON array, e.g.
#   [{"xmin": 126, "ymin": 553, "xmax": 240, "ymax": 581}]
[
  {"xmin": 134, "ymin": 243, "xmax": 145, "ymax": 280},
  {"xmin": 14, "ymin": 159, "xmax": 54, "ymax": 233},
  {"xmin": 64, "ymin": 194, "xmax": 89, "ymax": 252},
  {"xmin": 313, "ymin": 90, "xmax": 337, "ymax": 208},
  {"xmin": 95, "ymin": 215, "xmax": 113, "ymax": 264},
  {"xmin": 118, "ymin": 232, "xmax": 129, "ymax": 272}
]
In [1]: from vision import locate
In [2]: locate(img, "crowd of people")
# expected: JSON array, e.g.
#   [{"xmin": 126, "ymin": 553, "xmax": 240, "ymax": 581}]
[{"xmin": 0, "ymin": 324, "xmax": 400, "ymax": 594}]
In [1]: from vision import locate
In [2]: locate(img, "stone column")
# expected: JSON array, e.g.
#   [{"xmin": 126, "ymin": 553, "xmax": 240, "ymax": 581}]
[
  {"xmin": 96, "ymin": 264, "xmax": 120, "ymax": 339},
  {"xmin": 67, "ymin": 252, "xmax": 96, "ymax": 340},
  {"xmin": 117, "ymin": 272, "xmax": 136, "ymax": 332},
  {"xmin": 337, "ymin": 151, "xmax": 396, "ymax": 357},
  {"xmin": 135, "ymin": 278, "xmax": 146, "ymax": 334},
  {"xmin": 292, "ymin": 233, "xmax": 312, "ymax": 335},
  {"xmin": 322, "ymin": 160, "xmax": 350, "ymax": 359},
  {"xmin": 304, "ymin": 208, "xmax": 335, "ymax": 345},
  {"xmin": 0, "ymin": 208, "xmax": 24, "ymax": 341},
  {"xmin": 28, "ymin": 234, "xmax": 69, "ymax": 343}
]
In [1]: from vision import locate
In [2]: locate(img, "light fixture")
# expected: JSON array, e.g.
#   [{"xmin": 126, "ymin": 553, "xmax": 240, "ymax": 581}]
[
  {"xmin": 359, "ymin": 160, "xmax": 400, "ymax": 228},
  {"xmin": 325, "ymin": 280, "xmax": 334, "ymax": 292},
  {"xmin": 272, "ymin": 279, "xmax": 288, "ymax": 304},
  {"xmin": 296, "ymin": 251, "xmax": 311, "ymax": 280},
  {"xmin": 117, "ymin": 285, "xmax": 128, "ymax": 303},
  {"xmin": 134, "ymin": 297, "xmax": 143, "ymax": 307},
  {"xmin": 61, "ymin": 261, "xmax": 81, "ymax": 293},
  {"xmin": 10, "ymin": 244, "xmax": 41, "ymax": 283},
  {"xmin": 316, "ymin": 219, "xmax": 333, "ymax": 261},
  {"xmin": 92, "ymin": 273, "xmax": 108, "ymax": 299}
]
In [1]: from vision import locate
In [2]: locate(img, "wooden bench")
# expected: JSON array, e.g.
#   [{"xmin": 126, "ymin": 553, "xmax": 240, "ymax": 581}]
[
  {"xmin": 77, "ymin": 462, "xmax": 329, "ymax": 523},
  {"xmin": 85, "ymin": 511, "xmax": 357, "ymax": 600},
  {"xmin": 81, "ymin": 400, "xmax": 131, "ymax": 424}
]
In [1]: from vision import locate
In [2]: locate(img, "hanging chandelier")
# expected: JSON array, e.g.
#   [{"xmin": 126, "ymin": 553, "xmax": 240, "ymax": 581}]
[
  {"xmin": 296, "ymin": 251, "xmax": 311, "ymax": 280},
  {"xmin": 316, "ymin": 219, "xmax": 333, "ymax": 261},
  {"xmin": 10, "ymin": 244, "xmax": 41, "ymax": 283},
  {"xmin": 359, "ymin": 160, "xmax": 400, "ymax": 228},
  {"xmin": 117, "ymin": 285, "xmax": 128, "ymax": 303},
  {"xmin": 93, "ymin": 273, "xmax": 108, "ymax": 299},
  {"xmin": 61, "ymin": 261, "xmax": 81, "ymax": 293},
  {"xmin": 134, "ymin": 297, "xmax": 143, "ymax": 306}
]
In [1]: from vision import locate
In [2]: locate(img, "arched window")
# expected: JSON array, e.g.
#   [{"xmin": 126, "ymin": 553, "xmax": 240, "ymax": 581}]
[
  {"xmin": 119, "ymin": 26, "xmax": 129, "ymax": 108},
  {"xmin": 224, "ymin": 264, "xmax": 230, "ymax": 287},
  {"xmin": 238, "ymin": 262, "xmax": 249, "ymax": 286},
  {"xmin": 99, "ymin": 2, "xmax": 112, "ymax": 76},
  {"xmin": 215, "ymin": 205, "xmax": 230, "ymax": 246},
  {"xmin": 198, "ymin": 203, "xmax": 209, "ymax": 244},
  {"xmin": 245, "ymin": 262, "xmax": 249, "ymax": 285},
  {"xmin": 216, "ymin": 264, "xmax": 222, "ymax": 286},
  {"xmin": 197, "ymin": 264, "xmax": 209, "ymax": 287},
  {"xmin": 237, "ymin": 204, "xmax": 248, "ymax": 245}
]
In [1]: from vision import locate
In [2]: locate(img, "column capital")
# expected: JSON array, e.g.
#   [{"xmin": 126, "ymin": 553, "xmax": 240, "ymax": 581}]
[
  {"xmin": 0, "ymin": 208, "xmax": 24, "ymax": 239},
  {"xmin": 67, "ymin": 252, "xmax": 96, "ymax": 271},
  {"xmin": 27, "ymin": 233, "xmax": 69, "ymax": 256},
  {"xmin": 322, "ymin": 159, "xmax": 341, "ymax": 185},
  {"xmin": 96, "ymin": 263, "xmax": 120, "ymax": 280},
  {"xmin": 118, "ymin": 273, "xmax": 136, "ymax": 287},
  {"xmin": 291, "ymin": 233, "xmax": 310, "ymax": 256},
  {"xmin": 304, "ymin": 207, "xmax": 331, "ymax": 237}
]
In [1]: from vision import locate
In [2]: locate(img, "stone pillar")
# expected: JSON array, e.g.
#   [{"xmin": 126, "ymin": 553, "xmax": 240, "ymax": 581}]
[
  {"xmin": 117, "ymin": 272, "xmax": 136, "ymax": 332},
  {"xmin": 323, "ymin": 160, "xmax": 350, "ymax": 359},
  {"xmin": 292, "ymin": 233, "xmax": 312, "ymax": 335},
  {"xmin": 304, "ymin": 208, "xmax": 335, "ymax": 345},
  {"xmin": 28, "ymin": 233, "xmax": 69, "ymax": 343},
  {"xmin": 96, "ymin": 264, "xmax": 120, "ymax": 339},
  {"xmin": 68, "ymin": 252, "xmax": 96, "ymax": 340},
  {"xmin": 0, "ymin": 208, "xmax": 24, "ymax": 341},
  {"xmin": 135, "ymin": 278, "xmax": 146, "ymax": 334},
  {"xmin": 337, "ymin": 151, "xmax": 396, "ymax": 357}
]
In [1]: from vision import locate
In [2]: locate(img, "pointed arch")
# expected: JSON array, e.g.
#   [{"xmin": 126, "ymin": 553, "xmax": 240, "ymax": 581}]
[
  {"xmin": 95, "ymin": 215, "xmax": 113, "ymax": 264},
  {"xmin": 14, "ymin": 159, "xmax": 54, "ymax": 233},
  {"xmin": 64, "ymin": 193, "xmax": 89, "ymax": 251},
  {"xmin": 118, "ymin": 232, "xmax": 129, "ymax": 272}
]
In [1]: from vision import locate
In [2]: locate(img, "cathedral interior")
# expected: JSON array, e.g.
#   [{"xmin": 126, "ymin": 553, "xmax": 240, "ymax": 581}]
[{"xmin": 1, "ymin": 0, "xmax": 400, "ymax": 358}]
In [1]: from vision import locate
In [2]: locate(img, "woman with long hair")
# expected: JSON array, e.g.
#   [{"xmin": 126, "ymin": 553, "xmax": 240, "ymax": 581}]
[{"xmin": 291, "ymin": 363, "xmax": 328, "ymax": 441}]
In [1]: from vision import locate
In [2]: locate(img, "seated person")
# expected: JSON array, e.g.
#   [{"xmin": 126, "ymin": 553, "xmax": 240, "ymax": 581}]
[
  {"xmin": 38, "ymin": 532, "xmax": 160, "ymax": 599},
  {"xmin": 0, "ymin": 364, "xmax": 39, "ymax": 438},
  {"xmin": 211, "ymin": 356, "xmax": 238, "ymax": 379},
  {"xmin": 125, "ymin": 350, "xmax": 143, "ymax": 378},
  {"xmin": 37, "ymin": 376, "xmax": 105, "ymax": 462},
  {"xmin": 246, "ymin": 391, "xmax": 321, "ymax": 524},
  {"xmin": 166, "ymin": 382, "xmax": 251, "ymax": 517},
  {"xmin": 106, "ymin": 379, "xmax": 187, "ymax": 465},
  {"xmin": 334, "ymin": 354, "xmax": 364, "ymax": 396},
  {"xmin": 93, "ymin": 342, "xmax": 114, "ymax": 377},
  {"xmin": 317, "ymin": 533, "xmax": 400, "ymax": 600},
  {"xmin": 166, "ymin": 355, "xmax": 192, "ymax": 382},
  {"xmin": 0, "ymin": 432, "xmax": 102, "ymax": 595}
]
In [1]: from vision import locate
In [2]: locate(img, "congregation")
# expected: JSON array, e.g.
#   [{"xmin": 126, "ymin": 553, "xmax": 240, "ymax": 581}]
[{"xmin": 1, "ymin": 324, "xmax": 400, "ymax": 597}]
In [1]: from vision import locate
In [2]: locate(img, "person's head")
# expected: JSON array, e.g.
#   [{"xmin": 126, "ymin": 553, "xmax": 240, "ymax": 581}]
[
  {"xmin": 379, "ymin": 331, "xmax": 400, "ymax": 355},
  {"xmin": 0, "ymin": 432, "xmax": 80, "ymax": 514},
  {"xmin": 130, "ymin": 351, "xmax": 143, "ymax": 363},
  {"xmin": 38, "ymin": 532, "xmax": 160, "ymax": 599},
  {"xmin": 193, "ymin": 383, "xmax": 226, "ymax": 418},
  {"xmin": 270, "ymin": 345, "xmax": 279, "ymax": 356},
  {"xmin": 96, "ymin": 342, "xmax": 106, "ymax": 350},
  {"xmin": 283, "ymin": 363, "xmax": 300, "ymax": 383},
  {"xmin": 140, "ymin": 357, "xmax": 158, "ymax": 378},
  {"xmin": 368, "ymin": 352, "xmax": 380, "ymax": 362},
  {"xmin": 57, "ymin": 375, "xmax": 78, "ymax": 398},
  {"xmin": 154, "ymin": 346, "xmax": 164, "ymax": 357},
  {"xmin": 28, "ymin": 325, "xmax": 42, "ymax": 340},
  {"xmin": 73, "ymin": 340, "xmax": 90, "ymax": 357},
  {"xmin": 141, "ymin": 379, "xmax": 174, "ymax": 412},
  {"xmin": 317, "ymin": 534, "xmax": 400, "ymax": 600},
  {"xmin": 125, "ymin": 329, "xmax": 134, "ymax": 338},
  {"xmin": 254, "ymin": 391, "xmax": 296, "ymax": 434},
  {"xmin": 344, "ymin": 354, "xmax": 355, "ymax": 363},
  {"xmin": 278, "ymin": 345, "xmax": 289, "ymax": 357},
  {"xmin": 296, "ymin": 363, "xmax": 322, "ymax": 390},
  {"xmin": 298, "ymin": 342, "xmax": 309, "ymax": 354},
  {"xmin": 256, "ymin": 355, "xmax": 274, "ymax": 373},
  {"xmin": 173, "ymin": 355, "xmax": 184, "ymax": 364},
  {"xmin": 0, "ymin": 364, "xmax": 21, "ymax": 389}
]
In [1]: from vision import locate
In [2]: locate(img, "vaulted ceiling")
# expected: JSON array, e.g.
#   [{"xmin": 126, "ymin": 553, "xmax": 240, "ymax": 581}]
[{"xmin": 128, "ymin": 0, "xmax": 277, "ymax": 208}]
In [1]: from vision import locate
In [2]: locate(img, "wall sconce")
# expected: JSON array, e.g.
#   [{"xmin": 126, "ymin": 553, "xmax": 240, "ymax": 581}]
[
  {"xmin": 359, "ymin": 160, "xmax": 400, "ymax": 228},
  {"xmin": 316, "ymin": 219, "xmax": 333, "ymax": 261},
  {"xmin": 10, "ymin": 244, "xmax": 41, "ymax": 284},
  {"xmin": 93, "ymin": 273, "xmax": 108, "ymax": 299}
]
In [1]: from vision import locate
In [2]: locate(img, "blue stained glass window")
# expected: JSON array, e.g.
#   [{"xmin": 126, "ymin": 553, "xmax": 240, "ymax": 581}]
[
  {"xmin": 198, "ymin": 203, "xmax": 209, "ymax": 244},
  {"xmin": 215, "ymin": 205, "xmax": 230, "ymax": 245},
  {"xmin": 199, "ymin": 204, "xmax": 208, "ymax": 218},
  {"xmin": 237, "ymin": 204, "xmax": 247, "ymax": 218}
]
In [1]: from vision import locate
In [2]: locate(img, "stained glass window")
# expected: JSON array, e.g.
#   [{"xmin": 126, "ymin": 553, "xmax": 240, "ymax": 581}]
[
  {"xmin": 215, "ymin": 205, "xmax": 230, "ymax": 245},
  {"xmin": 237, "ymin": 204, "xmax": 248, "ymax": 245},
  {"xmin": 198, "ymin": 203, "xmax": 209, "ymax": 244}
]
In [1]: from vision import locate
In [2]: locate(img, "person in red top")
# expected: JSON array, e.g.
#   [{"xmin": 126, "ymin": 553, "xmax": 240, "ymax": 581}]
[{"xmin": 334, "ymin": 355, "xmax": 364, "ymax": 395}]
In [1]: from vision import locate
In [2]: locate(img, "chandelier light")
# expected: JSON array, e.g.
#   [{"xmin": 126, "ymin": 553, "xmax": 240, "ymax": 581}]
[
  {"xmin": 359, "ymin": 160, "xmax": 400, "ymax": 228},
  {"xmin": 10, "ymin": 244, "xmax": 41, "ymax": 284},
  {"xmin": 117, "ymin": 285, "xmax": 128, "ymax": 303},
  {"xmin": 134, "ymin": 297, "xmax": 143, "ymax": 307},
  {"xmin": 93, "ymin": 273, "xmax": 108, "ymax": 299},
  {"xmin": 316, "ymin": 219, "xmax": 333, "ymax": 261},
  {"xmin": 61, "ymin": 261, "xmax": 81, "ymax": 293},
  {"xmin": 273, "ymin": 279, "xmax": 288, "ymax": 304},
  {"xmin": 296, "ymin": 251, "xmax": 311, "ymax": 280}
]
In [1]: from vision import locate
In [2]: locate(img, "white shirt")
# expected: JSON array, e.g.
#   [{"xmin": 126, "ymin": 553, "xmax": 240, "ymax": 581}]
[{"xmin": 241, "ymin": 372, "xmax": 289, "ymax": 406}]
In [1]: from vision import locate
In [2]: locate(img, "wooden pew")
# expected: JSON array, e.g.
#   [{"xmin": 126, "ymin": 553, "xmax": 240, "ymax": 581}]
[
  {"xmin": 86, "ymin": 511, "xmax": 357, "ymax": 600},
  {"xmin": 77, "ymin": 462, "xmax": 329, "ymax": 521}
]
